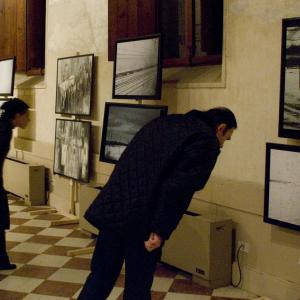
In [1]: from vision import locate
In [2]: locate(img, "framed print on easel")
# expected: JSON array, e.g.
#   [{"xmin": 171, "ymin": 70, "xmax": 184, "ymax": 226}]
[
  {"xmin": 264, "ymin": 143, "xmax": 300, "ymax": 232},
  {"xmin": 278, "ymin": 18, "xmax": 300, "ymax": 139},
  {"xmin": 55, "ymin": 54, "xmax": 94, "ymax": 116},
  {"xmin": 54, "ymin": 119, "xmax": 91, "ymax": 183},
  {"xmin": 112, "ymin": 34, "xmax": 162, "ymax": 100}
]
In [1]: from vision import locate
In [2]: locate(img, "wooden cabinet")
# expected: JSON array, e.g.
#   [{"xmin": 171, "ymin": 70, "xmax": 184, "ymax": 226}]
[
  {"xmin": 108, "ymin": 0, "xmax": 223, "ymax": 67},
  {"xmin": 0, "ymin": 0, "xmax": 46, "ymax": 74},
  {"xmin": 108, "ymin": 0, "xmax": 157, "ymax": 61}
]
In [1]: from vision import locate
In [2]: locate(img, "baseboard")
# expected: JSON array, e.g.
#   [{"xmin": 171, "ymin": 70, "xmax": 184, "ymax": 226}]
[{"xmin": 240, "ymin": 266, "xmax": 300, "ymax": 300}]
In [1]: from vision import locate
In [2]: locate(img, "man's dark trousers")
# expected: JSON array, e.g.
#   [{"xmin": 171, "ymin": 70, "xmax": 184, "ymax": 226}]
[
  {"xmin": 78, "ymin": 228, "xmax": 162, "ymax": 300},
  {"xmin": 0, "ymin": 230, "xmax": 9, "ymax": 264}
]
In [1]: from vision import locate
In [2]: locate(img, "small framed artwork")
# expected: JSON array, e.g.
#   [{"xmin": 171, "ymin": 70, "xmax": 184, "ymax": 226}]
[
  {"xmin": 100, "ymin": 102, "xmax": 168, "ymax": 163},
  {"xmin": 54, "ymin": 119, "xmax": 91, "ymax": 182},
  {"xmin": 55, "ymin": 54, "xmax": 94, "ymax": 115},
  {"xmin": 112, "ymin": 34, "xmax": 162, "ymax": 100},
  {"xmin": 278, "ymin": 18, "xmax": 300, "ymax": 139},
  {"xmin": 0, "ymin": 57, "xmax": 16, "ymax": 96},
  {"xmin": 264, "ymin": 143, "xmax": 300, "ymax": 231}
]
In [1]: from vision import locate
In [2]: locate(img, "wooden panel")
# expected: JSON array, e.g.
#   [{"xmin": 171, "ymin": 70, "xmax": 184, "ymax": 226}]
[
  {"xmin": 0, "ymin": 1, "xmax": 5, "ymax": 57},
  {"xmin": 108, "ymin": 0, "xmax": 118, "ymax": 61},
  {"xmin": 16, "ymin": 0, "xmax": 26, "ymax": 71},
  {"xmin": 108, "ymin": 0, "xmax": 130, "ymax": 61},
  {"xmin": 0, "ymin": 0, "xmax": 17, "ymax": 59},
  {"xmin": 200, "ymin": 0, "xmax": 223, "ymax": 55},
  {"xmin": 160, "ymin": 0, "xmax": 191, "ymax": 67},
  {"xmin": 0, "ymin": 0, "xmax": 45, "ymax": 72},
  {"xmin": 128, "ymin": 0, "xmax": 138, "ymax": 37},
  {"xmin": 26, "ymin": 0, "xmax": 46, "ymax": 73},
  {"xmin": 108, "ymin": 0, "xmax": 157, "ymax": 61},
  {"xmin": 137, "ymin": 0, "xmax": 157, "ymax": 36}
]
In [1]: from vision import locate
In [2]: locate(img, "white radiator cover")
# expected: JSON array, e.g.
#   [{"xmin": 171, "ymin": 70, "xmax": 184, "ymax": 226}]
[
  {"xmin": 161, "ymin": 212, "xmax": 232, "ymax": 289},
  {"xmin": 3, "ymin": 157, "xmax": 45, "ymax": 206}
]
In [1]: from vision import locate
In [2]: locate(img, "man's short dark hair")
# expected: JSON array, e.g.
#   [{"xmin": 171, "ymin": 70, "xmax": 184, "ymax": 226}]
[
  {"xmin": 0, "ymin": 98, "xmax": 29, "ymax": 120},
  {"xmin": 205, "ymin": 107, "xmax": 237, "ymax": 130},
  {"xmin": 187, "ymin": 107, "xmax": 237, "ymax": 131}
]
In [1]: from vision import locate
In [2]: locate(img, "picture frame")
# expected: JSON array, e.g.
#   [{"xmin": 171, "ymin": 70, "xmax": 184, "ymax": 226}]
[
  {"xmin": 0, "ymin": 57, "xmax": 16, "ymax": 96},
  {"xmin": 100, "ymin": 102, "xmax": 168, "ymax": 163},
  {"xmin": 264, "ymin": 143, "xmax": 300, "ymax": 232},
  {"xmin": 54, "ymin": 119, "xmax": 91, "ymax": 182},
  {"xmin": 112, "ymin": 34, "xmax": 162, "ymax": 100},
  {"xmin": 278, "ymin": 18, "xmax": 300, "ymax": 139},
  {"xmin": 55, "ymin": 54, "xmax": 94, "ymax": 115}
]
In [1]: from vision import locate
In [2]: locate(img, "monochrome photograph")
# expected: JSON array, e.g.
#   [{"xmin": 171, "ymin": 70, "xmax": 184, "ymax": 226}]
[
  {"xmin": 55, "ymin": 54, "xmax": 94, "ymax": 115},
  {"xmin": 0, "ymin": 57, "xmax": 15, "ymax": 96},
  {"xmin": 279, "ymin": 18, "xmax": 300, "ymax": 139},
  {"xmin": 54, "ymin": 119, "xmax": 91, "ymax": 182},
  {"xmin": 100, "ymin": 103, "xmax": 167, "ymax": 163},
  {"xmin": 264, "ymin": 143, "xmax": 300, "ymax": 231},
  {"xmin": 113, "ymin": 34, "xmax": 162, "ymax": 100}
]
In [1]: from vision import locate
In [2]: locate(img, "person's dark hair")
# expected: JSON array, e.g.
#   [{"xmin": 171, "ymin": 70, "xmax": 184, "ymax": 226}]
[
  {"xmin": 0, "ymin": 98, "xmax": 29, "ymax": 120},
  {"xmin": 186, "ymin": 107, "xmax": 237, "ymax": 131}
]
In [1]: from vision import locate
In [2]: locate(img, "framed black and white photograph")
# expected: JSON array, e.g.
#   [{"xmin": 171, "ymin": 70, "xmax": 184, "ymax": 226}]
[
  {"xmin": 54, "ymin": 119, "xmax": 91, "ymax": 182},
  {"xmin": 100, "ymin": 102, "xmax": 168, "ymax": 163},
  {"xmin": 279, "ymin": 18, "xmax": 300, "ymax": 139},
  {"xmin": 55, "ymin": 54, "xmax": 94, "ymax": 115},
  {"xmin": 264, "ymin": 143, "xmax": 300, "ymax": 231},
  {"xmin": 0, "ymin": 57, "xmax": 16, "ymax": 96},
  {"xmin": 112, "ymin": 34, "xmax": 162, "ymax": 100}
]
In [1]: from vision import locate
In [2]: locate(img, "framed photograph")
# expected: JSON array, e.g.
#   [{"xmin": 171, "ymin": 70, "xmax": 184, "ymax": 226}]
[
  {"xmin": 54, "ymin": 119, "xmax": 91, "ymax": 182},
  {"xmin": 279, "ymin": 18, "xmax": 300, "ymax": 139},
  {"xmin": 100, "ymin": 102, "xmax": 168, "ymax": 163},
  {"xmin": 55, "ymin": 54, "xmax": 94, "ymax": 115},
  {"xmin": 264, "ymin": 143, "xmax": 300, "ymax": 231},
  {"xmin": 112, "ymin": 34, "xmax": 162, "ymax": 100},
  {"xmin": 0, "ymin": 57, "xmax": 16, "ymax": 96}
]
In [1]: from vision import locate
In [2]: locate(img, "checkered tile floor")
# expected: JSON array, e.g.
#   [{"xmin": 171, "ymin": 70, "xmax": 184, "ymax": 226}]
[{"xmin": 0, "ymin": 197, "xmax": 258, "ymax": 300}]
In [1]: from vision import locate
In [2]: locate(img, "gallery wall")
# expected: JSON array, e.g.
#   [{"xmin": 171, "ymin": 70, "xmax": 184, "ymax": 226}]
[{"xmin": 9, "ymin": 0, "xmax": 300, "ymax": 299}]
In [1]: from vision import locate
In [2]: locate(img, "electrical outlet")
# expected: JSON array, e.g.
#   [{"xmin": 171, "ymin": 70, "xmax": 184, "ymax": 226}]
[{"xmin": 237, "ymin": 241, "xmax": 250, "ymax": 253}]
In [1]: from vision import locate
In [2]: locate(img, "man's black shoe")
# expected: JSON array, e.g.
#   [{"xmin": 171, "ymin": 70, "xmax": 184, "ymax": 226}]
[{"xmin": 0, "ymin": 263, "xmax": 16, "ymax": 270}]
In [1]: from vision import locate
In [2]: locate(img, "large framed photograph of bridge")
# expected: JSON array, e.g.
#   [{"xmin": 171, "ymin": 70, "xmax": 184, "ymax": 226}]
[
  {"xmin": 55, "ymin": 54, "xmax": 94, "ymax": 116},
  {"xmin": 112, "ymin": 34, "xmax": 162, "ymax": 100},
  {"xmin": 264, "ymin": 143, "xmax": 300, "ymax": 232},
  {"xmin": 278, "ymin": 18, "xmax": 300, "ymax": 139},
  {"xmin": 54, "ymin": 119, "xmax": 91, "ymax": 182},
  {"xmin": 100, "ymin": 102, "xmax": 168, "ymax": 163}
]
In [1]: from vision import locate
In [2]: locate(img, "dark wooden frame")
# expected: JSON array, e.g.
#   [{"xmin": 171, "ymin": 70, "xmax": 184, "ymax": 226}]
[
  {"xmin": 53, "ymin": 118, "xmax": 91, "ymax": 183},
  {"xmin": 278, "ymin": 18, "xmax": 300, "ymax": 139},
  {"xmin": 112, "ymin": 34, "xmax": 162, "ymax": 100},
  {"xmin": 264, "ymin": 143, "xmax": 300, "ymax": 232},
  {"xmin": 0, "ymin": 57, "xmax": 16, "ymax": 96},
  {"xmin": 55, "ymin": 54, "xmax": 94, "ymax": 116},
  {"xmin": 108, "ymin": 0, "xmax": 223, "ymax": 67},
  {"xmin": 100, "ymin": 102, "xmax": 168, "ymax": 164}
]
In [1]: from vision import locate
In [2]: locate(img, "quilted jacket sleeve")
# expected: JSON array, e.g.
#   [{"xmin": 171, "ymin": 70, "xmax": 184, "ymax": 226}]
[{"xmin": 150, "ymin": 137, "xmax": 220, "ymax": 240}]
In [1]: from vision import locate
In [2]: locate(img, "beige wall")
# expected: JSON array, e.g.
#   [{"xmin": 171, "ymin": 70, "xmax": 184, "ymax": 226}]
[{"xmin": 9, "ymin": 0, "xmax": 300, "ymax": 299}]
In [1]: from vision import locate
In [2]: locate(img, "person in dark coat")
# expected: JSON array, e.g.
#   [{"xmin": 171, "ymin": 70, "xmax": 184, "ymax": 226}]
[
  {"xmin": 0, "ymin": 98, "xmax": 29, "ymax": 270},
  {"xmin": 79, "ymin": 107, "xmax": 237, "ymax": 300}
]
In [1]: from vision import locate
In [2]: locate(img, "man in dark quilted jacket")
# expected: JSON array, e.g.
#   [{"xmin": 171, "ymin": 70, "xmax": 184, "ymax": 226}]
[{"xmin": 79, "ymin": 107, "xmax": 237, "ymax": 300}]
